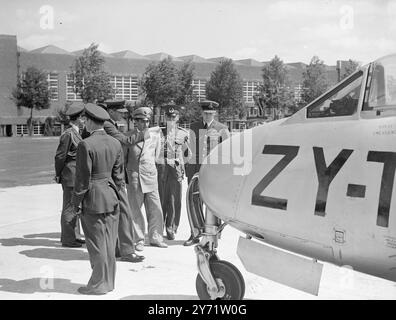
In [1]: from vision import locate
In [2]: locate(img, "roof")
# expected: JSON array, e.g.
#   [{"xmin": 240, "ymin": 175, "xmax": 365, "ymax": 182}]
[
  {"xmin": 207, "ymin": 57, "xmax": 231, "ymax": 63},
  {"xmin": 29, "ymin": 45, "xmax": 74, "ymax": 55},
  {"xmin": 235, "ymin": 59, "xmax": 264, "ymax": 67},
  {"xmin": 177, "ymin": 55, "xmax": 212, "ymax": 63},
  {"xmin": 72, "ymin": 49, "xmax": 113, "ymax": 58},
  {"xmin": 144, "ymin": 52, "xmax": 182, "ymax": 61},
  {"xmin": 111, "ymin": 50, "xmax": 149, "ymax": 60}
]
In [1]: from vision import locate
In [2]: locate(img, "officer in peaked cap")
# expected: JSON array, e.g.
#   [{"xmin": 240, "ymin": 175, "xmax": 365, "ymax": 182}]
[
  {"xmin": 93, "ymin": 100, "xmax": 147, "ymax": 263},
  {"xmin": 104, "ymin": 100, "xmax": 128, "ymax": 112},
  {"xmin": 72, "ymin": 102, "xmax": 126, "ymax": 295},
  {"xmin": 199, "ymin": 100, "xmax": 219, "ymax": 112},
  {"xmin": 55, "ymin": 102, "xmax": 85, "ymax": 248},
  {"xmin": 125, "ymin": 106, "xmax": 168, "ymax": 249},
  {"xmin": 84, "ymin": 103, "xmax": 110, "ymax": 121},
  {"xmin": 183, "ymin": 100, "xmax": 230, "ymax": 246},
  {"xmin": 132, "ymin": 106, "xmax": 152, "ymax": 120},
  {"xmin": 157, "ymin": 104, "xmax": 191, "ymax": 240},
  {"xmin": 65, "ymin": 102, "xmax": 85, "ymax": 117}
]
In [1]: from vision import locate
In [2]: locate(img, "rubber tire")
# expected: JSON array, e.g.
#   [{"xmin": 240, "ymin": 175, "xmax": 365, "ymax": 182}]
[{"xmin": 196, "ymin": 260, "xmax": 245, "ymax": 300}]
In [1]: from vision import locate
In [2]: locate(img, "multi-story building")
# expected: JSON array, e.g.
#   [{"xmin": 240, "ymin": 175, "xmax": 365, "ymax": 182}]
[{"xmin": 0, "ymin": 34, "xmax": 339, "ymax": 136}]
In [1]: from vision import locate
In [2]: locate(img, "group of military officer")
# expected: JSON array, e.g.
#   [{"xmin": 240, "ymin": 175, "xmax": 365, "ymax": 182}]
[{"xmin": 54, "ymin": 99, "xmax": 229, "ymax": 295}]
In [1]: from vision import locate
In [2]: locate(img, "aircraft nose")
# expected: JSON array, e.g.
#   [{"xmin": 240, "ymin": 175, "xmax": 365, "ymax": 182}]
[{"xmin": 199, "ymin": 132, "xmax": 252, "ymax": 221}]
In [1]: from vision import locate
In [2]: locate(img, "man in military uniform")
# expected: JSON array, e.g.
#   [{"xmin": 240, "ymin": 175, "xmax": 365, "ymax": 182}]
[
  {"xmin": 54, "ymin": 102, "xmax": 85, "ymax": 248},
  {"xmin": 125, "ymin": 107, "xmax": 168, "ymax": 249},
  {"xmin": 72, "ymin": 103, "xmax": 123, "ymax": 295},
  {"xmin": 184, "ymin": 100, "xmax": 230, "ymax": 246},
  {"xmin": 157, "ymin": 105, "xmax": 191, "ymax": 240},
  {"xmin": 99, "ymin": 99, "xmax": 146, "ymax": 263}
]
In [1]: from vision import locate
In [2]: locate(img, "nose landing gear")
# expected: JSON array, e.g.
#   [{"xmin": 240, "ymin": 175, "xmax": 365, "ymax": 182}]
[
  {"xmin": 187, "ymin": 174, "xmax": 246, "ymax": 300},
  {"xmin": 196, "ymin": 259, "xmax": 245, "ymax": 300}
]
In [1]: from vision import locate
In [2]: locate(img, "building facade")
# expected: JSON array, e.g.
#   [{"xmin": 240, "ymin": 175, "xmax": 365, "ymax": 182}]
[{"xmin": 0, "ymin": 34, "xmax": 339, "ymax": 136}]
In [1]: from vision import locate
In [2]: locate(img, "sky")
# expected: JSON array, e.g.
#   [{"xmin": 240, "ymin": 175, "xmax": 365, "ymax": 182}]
[{"xmin": 0, "ymin": 0, "xmax": 395, "ymax": 65}]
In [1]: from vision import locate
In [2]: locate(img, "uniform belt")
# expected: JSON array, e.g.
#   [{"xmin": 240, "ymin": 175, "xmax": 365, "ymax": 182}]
[{"xmin": 91, "ymin": 172, "xmax": 111, "ymax": 180}]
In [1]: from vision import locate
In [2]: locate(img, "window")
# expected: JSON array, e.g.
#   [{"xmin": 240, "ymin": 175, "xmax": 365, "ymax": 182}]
[
  {"xmin": 110, "ymin": 75, "xmax": 139, "ymax": 101},
  {"xmin": 47, "ymin": 73, "xmax": 58, "ymax": 100},
  {"xmin": 294, "ymin": 84, "xmax": 304, "ymax": 103},
  {"xmin": 364, "ymin": 55, "xmax": 396, "ymax": 110},
  {"xmin": 307, "ymin": 71, "xmax": 363, "ymax": 118},
  {"xmin": 243, "ymin": 81, "xmax": 261, "ymax": 103},
  {"xmin": 16, "ymin": 124, "xmax": 28, "ymax": 135},
  {"xmin": 192, "ymin": 79, "xmax": 207, "ymax": 101},
  {"xmin": 33, "ymin": 124, "xmax": 44, "ymax": 135},
  {"xmin": 66, "ymin": 74, "xmax": 82, "ymax": 101}
]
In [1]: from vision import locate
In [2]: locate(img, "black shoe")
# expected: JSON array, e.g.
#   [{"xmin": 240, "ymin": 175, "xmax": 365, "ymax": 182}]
[
  {"xmin": 75, "ymin": 239, "xmax": 86, "ymax": 244},
  {"xmin": 120, "ymin": 253, "xmax": 145, "ymax": 263},
  {"xmin": 77, "ymin": 286, "xmax": 107, "ymax": 295},
  {"xmin": 62, "ymin": 242, "xmax": 82, "ymax": 248},
  {"xmin": 183, "ymin": 236, "xmax": 199, "ymax": 246},
  {"xmin": 166, "ymin": 230, "xmax": 175, "ymax": 240}
]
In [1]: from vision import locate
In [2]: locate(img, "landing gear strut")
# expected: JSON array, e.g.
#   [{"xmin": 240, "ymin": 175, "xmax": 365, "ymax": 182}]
[{"xmin": 186, "ymin": 174, "xmax": 245, "ymax": 300}]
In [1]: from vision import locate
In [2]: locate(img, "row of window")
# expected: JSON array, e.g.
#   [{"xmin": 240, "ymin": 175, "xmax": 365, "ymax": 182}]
[
  {"xmin": 16, "ymin": 124, "xmax": 45, "ymax": 135},
  {"xmin": 48, "ymin": 74, "xmax": 265, "ymax": 103},
  {"xmin": 46, "ymin": 74, "xmax": 306, "ymax": 103}
]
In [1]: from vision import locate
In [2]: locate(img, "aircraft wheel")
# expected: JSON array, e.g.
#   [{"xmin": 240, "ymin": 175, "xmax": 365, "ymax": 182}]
[{"xmin": 196, "ymin": 260, "xmax": 245, "ymax": 300}]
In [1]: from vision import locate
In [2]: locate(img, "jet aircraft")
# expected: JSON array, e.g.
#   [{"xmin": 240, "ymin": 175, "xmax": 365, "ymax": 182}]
[{"xmin": 186, "ymin": 53, "xmax": 396, "ymax": 299}]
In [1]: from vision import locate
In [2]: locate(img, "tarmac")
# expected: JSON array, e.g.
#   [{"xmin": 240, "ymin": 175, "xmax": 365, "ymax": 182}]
[{"xmin": 1, "ymin": 182, "xmax": 396, "ymax": 300}]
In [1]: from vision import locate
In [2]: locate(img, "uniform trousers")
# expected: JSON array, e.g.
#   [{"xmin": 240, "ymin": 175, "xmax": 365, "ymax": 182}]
[
  {"xmin": 126, "ymin": 182, "xmax": 164, "ymax": 244},
  {"xmin": 61, "ymin": 185, "xmax": 83, "ymax": 244},
  {"xmin": 80, "ymin": 210, "xmax": 119, "ymax": 294},
  {"xmin": 115, "ymin": 186, "xmax": 136, "ymax": 256},
  {"xmin": 159, "ymin": 164, "xmax": 182, "ymax": 234}
]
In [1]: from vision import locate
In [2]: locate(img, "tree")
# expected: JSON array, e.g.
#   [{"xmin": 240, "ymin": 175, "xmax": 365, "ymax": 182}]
[
  {"xmin": 175, "ymin": 61, "xmax": 195, "ymax": 105},
  {"xmin": 141, "ymin": 57, "xmax": 180, "ymax": 124},
  {"xmin": 175, "ymin": 61, "xmax": 201, "ymax": 123},
  {"xmin": 12, "ymin": 66, "xmax": 51, "ymax": 136},
  {"xmin": 341, "ymin": 59, "xmax": 360, "ymax": 80},
  {"xmin": 256, "ymin": 55, "xmax": 295, "ymax": 120},
  {"xmin": 301, "ymin": 56, "xmax": 329, "ymax": 105},
  {"xmin": 70, "ymin": 43, "xmax": 114, "ymax": 103},
  {"xmin": 205, "ymin": 59, "xmax": 244, "ymax": 122}
]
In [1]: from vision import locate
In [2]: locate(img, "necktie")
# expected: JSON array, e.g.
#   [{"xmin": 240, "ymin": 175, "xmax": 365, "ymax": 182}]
[{"xmin": 203, "ymin": 122, "xmax": 208, "ymax": 129}]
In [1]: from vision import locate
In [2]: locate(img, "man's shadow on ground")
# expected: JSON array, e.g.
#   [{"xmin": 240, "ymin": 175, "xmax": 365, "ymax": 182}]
[
  {"xmin": 20, "ymin": 248, "xmax": 89, "ymax": 261},
  {"xmin": 0, "ymin": 278, "xmax": 83, "ymax": 295},
  {"xmin": 0, "ymin": 232, "xmax": 61, "ymax": 248},
  {"xmin": 0, "ymin": 232, "xmax": 89, "ymax": 261}
]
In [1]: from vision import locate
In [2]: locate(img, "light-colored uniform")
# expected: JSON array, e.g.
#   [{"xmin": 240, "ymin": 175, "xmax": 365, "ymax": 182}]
[{"xmin": 125, "ymin": 127, "xmax": 164, "ymax": 244}]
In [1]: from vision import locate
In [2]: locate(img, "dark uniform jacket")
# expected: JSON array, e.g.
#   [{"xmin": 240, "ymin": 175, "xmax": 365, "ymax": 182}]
[
  {"xmin": 55, "ymin": 125, "xmax": 83, "ymax": 187},
  {"xmin": 72, "ymin": 130, "xmax": 124, "ymax": 215},
  {"xmin": 185, "ymin": 119, "xmax": 230, "ymax": 180},
  {"xmin": 103, "ymin": 119, "xmax": 146, "ymax": 184}
]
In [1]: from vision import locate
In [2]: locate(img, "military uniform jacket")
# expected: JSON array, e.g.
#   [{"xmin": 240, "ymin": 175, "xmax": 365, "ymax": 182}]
[
  {"xmin": 72, "ymin": 130, "xmax": 124, "ymax": 215},
  {"xmin": 125, "ymin": 128, "xmax": 161, "ymax": 194},
  {"xmin": 158, "ymin": 126, "xmax": 191, "ymax": 181},
  {"xmin": 103, "ymin": 119, "xmax": 146, "ymax": 184},
  {"xmin": 185, "ymin": 119, "xmax": 230, "ymax": 180},
  {"xmin": 54, "ymin": 125, "xmax": 82, "ymax": 187}
]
